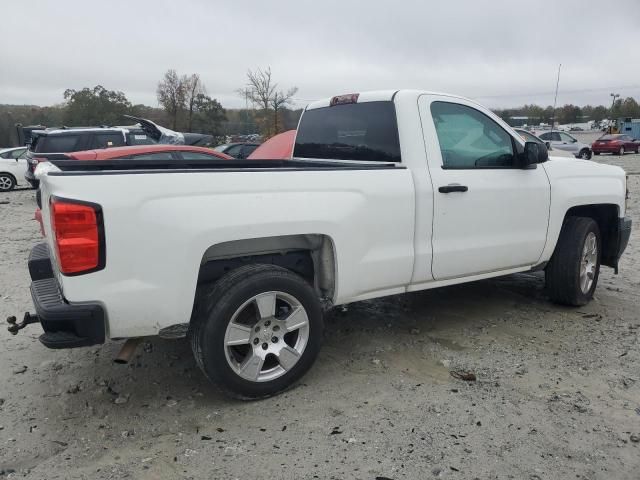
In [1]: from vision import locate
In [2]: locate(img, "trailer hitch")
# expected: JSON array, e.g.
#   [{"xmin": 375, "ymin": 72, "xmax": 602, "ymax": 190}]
[{"xmin": 6, "ymin": 313, "xmax": 39, "ymax": 335}]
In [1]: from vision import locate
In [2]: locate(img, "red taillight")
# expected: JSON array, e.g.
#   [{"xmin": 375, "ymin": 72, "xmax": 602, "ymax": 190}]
[{"xmin": 50, "ymin": 198, "xmax": 104, "ymax": 275}]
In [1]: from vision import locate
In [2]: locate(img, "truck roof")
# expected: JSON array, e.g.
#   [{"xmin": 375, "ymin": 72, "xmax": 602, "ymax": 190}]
[{"xmin": 305, "ymin": 89, "xmax": 470, "ymax": 110}]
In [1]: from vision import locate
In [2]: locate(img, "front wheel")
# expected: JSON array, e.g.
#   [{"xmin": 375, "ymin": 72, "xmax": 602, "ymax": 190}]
[
  {"xmin": 546, "ymin": 217, "xmax": 601, "ymax": 306},
  {"xmin": 616, "ymin": 146, "xmax": 625, "ymax": 156},
  {"xmin": 579, "ymin": 149, "xmax": 592, "ymax": 160},
  {"xmin": 189, "ymin": 264, "xmax": 324, "ymax": 399},
  {"xmin": 0, "ymin": 174, "xmax": 16, "ymax": 191}
]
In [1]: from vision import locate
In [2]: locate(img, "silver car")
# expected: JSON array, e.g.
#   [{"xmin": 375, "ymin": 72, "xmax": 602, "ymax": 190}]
[
  {"xmin": 536, "ymin": 131, "xmax": 592, "ymax": 159},
  {"xmin": 514, "ymin": 129, "xmax": 575, "ymax": 159}
]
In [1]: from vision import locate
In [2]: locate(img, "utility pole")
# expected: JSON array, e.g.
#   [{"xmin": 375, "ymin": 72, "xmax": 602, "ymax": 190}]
[
  {"xmin": 244, "ymin": 87, "xmax": 251, "ymax": 136},
  {"xmin": 609, "ymin": 93, "xmax": 620, "ymax": 134},
  {"xmin": 549, "ymin": 64, "xmax": 561, "ymax": 137}
]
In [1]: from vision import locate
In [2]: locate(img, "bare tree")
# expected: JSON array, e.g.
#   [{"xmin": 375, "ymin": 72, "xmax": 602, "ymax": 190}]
[
  {"xmin": 156, "ymin": 69, "xmax": 187, "ymax": 130},
  {"xmin": 185, "ymin": 74, "xmax": 206, "ymax": 132},
  {"xmin": 243, "ymin": 67, "xmax": 297, "ymax": 135},
  {"xmin": 245, "ymin": 67, "xmax": 276, "ymax": 111},
  {"xmin": 271, "ymin": 87, "xmax": 298, "ymax": 134}
]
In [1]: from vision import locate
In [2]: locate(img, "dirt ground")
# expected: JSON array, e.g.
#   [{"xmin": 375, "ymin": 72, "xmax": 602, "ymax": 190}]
[{"xmin": 1, "ymin": 153, "xmax": 639, "ymax": 480}]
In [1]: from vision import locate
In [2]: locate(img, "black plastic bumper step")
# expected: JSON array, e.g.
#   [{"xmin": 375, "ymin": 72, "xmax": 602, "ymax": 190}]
[{"xmin": 28, "ymin": 242, "xmax": 53, "ymax": 281}]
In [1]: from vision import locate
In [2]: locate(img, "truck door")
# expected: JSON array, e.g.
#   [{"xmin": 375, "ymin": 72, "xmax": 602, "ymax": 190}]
[{"xmin": 418, "ymin": 95, "xmax": 550, "ymax": 280}]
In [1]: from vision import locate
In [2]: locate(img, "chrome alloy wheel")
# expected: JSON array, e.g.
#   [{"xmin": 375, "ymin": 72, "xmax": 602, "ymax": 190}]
[
  {"xmin": 223, "ymin": 291, "xmax": 310, "ymax": 382},
  {"xmin": 580, "ymin": 232, "xmax": 597, "ymax": 294}
]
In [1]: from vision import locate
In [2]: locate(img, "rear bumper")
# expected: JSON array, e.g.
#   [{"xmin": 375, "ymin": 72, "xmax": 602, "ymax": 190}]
[
  {"xmin": 591, "ymin": 145, "xmax": 619, "ymax": 153},
  {"xmin": 28, "ymin": 243, "xmax": 105, "ymax": 349}
]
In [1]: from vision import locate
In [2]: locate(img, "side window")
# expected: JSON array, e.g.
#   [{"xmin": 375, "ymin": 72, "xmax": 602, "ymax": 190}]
[
  {"xmin": 538, "ymin": 132, "xmax": 551, "ymax": 140},
  {"xmin": 0, "ymin": 151, "xmax": 10, "ymax": 158},
  {"xmin": 430, "ymin": 101, "xmax": 515, "ymax": 169},
  {"xmin": 132, "ymin": 152, "xmax": 174, "ymax": 160},
  {"xmin": 238, "ymin": 144, "xmax": 257, "ymax": 159},
  {"xmin": 37, "ymin": 135, "xmax": 82, "ymax": 153},
  {"xmin": 225, "ymin": 145, "xmax": 243, "ymax": 157},
  {"xmin": 10, "ymin": 149, "xmax": 26, "ymax": 159},
  {"xmin": 180, "ymin": 151, "xmax": 218, "ymax": 160},
  {"xmin": 550, "ymin": 132, "xmax": 562, "ymax": 142},
  {"xmin": 91, "ymin": 133, "xmax": 125, "ymax": 149},
  {"xmin": 559, "ymin": 133, "xmax": 574, "ymax": 142}
]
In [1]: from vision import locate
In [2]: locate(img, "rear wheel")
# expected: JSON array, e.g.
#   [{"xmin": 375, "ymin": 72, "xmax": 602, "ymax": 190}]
[
  {"xmin": 189, "ymin": 264, "xmax": 324, "ymax": 399},
  {"xmin": 616, "ymin": 145, "xmax": 625, "ymax": 156},
  {"xmin": 0, "ymin": 174, "xmax": 16, "ymax": 191},
  {"xmin": 546, "ymin": 217, "xmax": 601, "ymax": 306}
]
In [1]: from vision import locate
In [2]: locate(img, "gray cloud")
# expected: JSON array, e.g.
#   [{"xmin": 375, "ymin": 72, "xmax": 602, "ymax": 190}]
[{"xmin": 1, "ymin": 0, "xmax": 639, "ymax": 109}]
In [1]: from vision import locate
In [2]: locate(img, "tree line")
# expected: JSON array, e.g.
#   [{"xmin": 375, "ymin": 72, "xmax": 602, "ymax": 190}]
[
  {"xmin": 494, "ymin": 97, "xmax": 640, "ymax": 126},
  {"xmin": 2, "ymin": 70, "xmax": 639, "ymax": 147},
  {"xmin": 0, "ymin": 66, "xmax": 301, "ymax": 147}
]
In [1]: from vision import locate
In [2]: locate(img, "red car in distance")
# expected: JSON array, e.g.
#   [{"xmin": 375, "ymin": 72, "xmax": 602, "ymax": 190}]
[{"xmin": 591, "ymin": 134, "xmax": 640, "ymax": 156}]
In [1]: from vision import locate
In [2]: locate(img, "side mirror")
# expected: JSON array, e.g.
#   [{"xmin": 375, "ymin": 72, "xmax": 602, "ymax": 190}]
[
  {"xmin": 572, "ymin": 138, "xmax": 577, "ymax": 143},
  {"xmin": 522, "ymin": 141, "xmax": 548, "ymax": 167},
  {"xmin": 544, "ymin": 141, "xmax": 551, "ymax": 150}
]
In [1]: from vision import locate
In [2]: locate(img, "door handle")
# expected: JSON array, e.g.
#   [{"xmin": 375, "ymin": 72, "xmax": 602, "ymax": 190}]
[{"xmin": 438, "ymin": 184, "xmax": 468, "ymax": 193}]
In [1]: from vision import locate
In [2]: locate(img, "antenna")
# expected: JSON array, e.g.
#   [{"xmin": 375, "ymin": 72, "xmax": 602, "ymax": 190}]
[{"xmin": 549, "ymin": 64, "xmax": 562, "ymax": 136}]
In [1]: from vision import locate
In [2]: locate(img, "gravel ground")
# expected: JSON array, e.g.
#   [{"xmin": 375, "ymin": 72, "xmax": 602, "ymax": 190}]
[{"xmin": 1, "ymin": 153, "xmax": 639, "ymax": 479}]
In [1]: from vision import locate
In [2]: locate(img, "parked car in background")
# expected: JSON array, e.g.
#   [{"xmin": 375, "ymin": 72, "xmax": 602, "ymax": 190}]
[
  {"xmin": 61, "ymin": 144, "xmax": 232, "ymax": 162},
  {"xmin": 25, "ymin": 118, "xmax": 215, "ymax": 188},
  {"xmin": 591, "ymin": 134, "xmax": 640, "ymax": 155},
  {"xmin": 247, "ymin": 130, "xmax": 296, "ymax": 160},
  {"xmin": 0, "ymin": 147, "xmax": 29, "ymax": 191},
  {"xmin": 213, "ymin": 142, "xmax": 260, "ymax": 159},
  {"xmin": 513, "ymin": 129, "xmax": 574, "ymax": 159},
  {"xmin": 536, "ymin": 131, "xmax": 592, "ymax": 159}
]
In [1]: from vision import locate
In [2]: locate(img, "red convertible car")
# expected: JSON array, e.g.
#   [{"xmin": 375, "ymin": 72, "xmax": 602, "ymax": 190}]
[{"xmin": 592, "ymin": 134, "xmax": 640, "ymax": 155}]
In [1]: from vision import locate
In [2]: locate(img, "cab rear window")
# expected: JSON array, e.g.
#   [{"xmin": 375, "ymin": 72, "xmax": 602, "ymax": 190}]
[{"xmin": 294, "ymin": 101, "xmax": 401, "ymax": 162}]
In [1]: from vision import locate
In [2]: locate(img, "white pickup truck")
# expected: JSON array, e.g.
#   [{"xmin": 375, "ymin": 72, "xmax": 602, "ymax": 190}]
[{"xmin": 13, "ymin": 90, "xmax": 631, "ymax": 399}]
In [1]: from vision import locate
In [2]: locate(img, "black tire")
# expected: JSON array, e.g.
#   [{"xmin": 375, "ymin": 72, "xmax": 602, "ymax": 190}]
[
  {"xmin": 616, "ymin": 146, "xmax": 625, "ymax": 156},
  {"xmin": 0, "ymin": 173, "xmax": 16, "ymax": 192},
  {"xmin": 546, "ymin": 217, "xmax": 601, "ymax": 306},
  {"xmin": 579, "ymin": 149, "xmax": 592, "ymax": 160},
  {"xmin": 189, "ymin": 264, "xmax": 324, "ymax": 399}
]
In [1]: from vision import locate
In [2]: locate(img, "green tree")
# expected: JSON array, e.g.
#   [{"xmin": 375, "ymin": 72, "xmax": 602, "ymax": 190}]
[
  {"xmin": 191, "ymin": 93, "xmax": 226, "ymax": 135},
  {"xmin": 156, "ymin": 69, "xmax": 187, "ymax": 130},
  {"xmin": 557, "ymin": 104, "xmax": 582, "ymax": 124},
  {"xmin": 63, "ymin": 86, "xmax": 132, "ymax": 126}
]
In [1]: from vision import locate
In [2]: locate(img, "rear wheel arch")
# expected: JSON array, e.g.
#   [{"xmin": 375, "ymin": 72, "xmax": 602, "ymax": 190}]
[{"xmin": 196, "ymin": 234, "xmax": 337, "ymax": 305}]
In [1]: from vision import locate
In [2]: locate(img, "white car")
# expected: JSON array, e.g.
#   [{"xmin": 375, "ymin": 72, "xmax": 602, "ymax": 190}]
[
  {"xmin": 0, "ymin": 147, "xmax": 29, "ymax": 191},
  {"xmin": 15, "ymin": 90, "xmax": 631, "ymax": 399}
]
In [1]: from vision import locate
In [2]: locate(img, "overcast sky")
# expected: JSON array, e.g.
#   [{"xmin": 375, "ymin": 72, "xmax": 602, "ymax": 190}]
[{"xmin": 2, "ymin": 0, "xmax": 640, "ymax": 110}]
